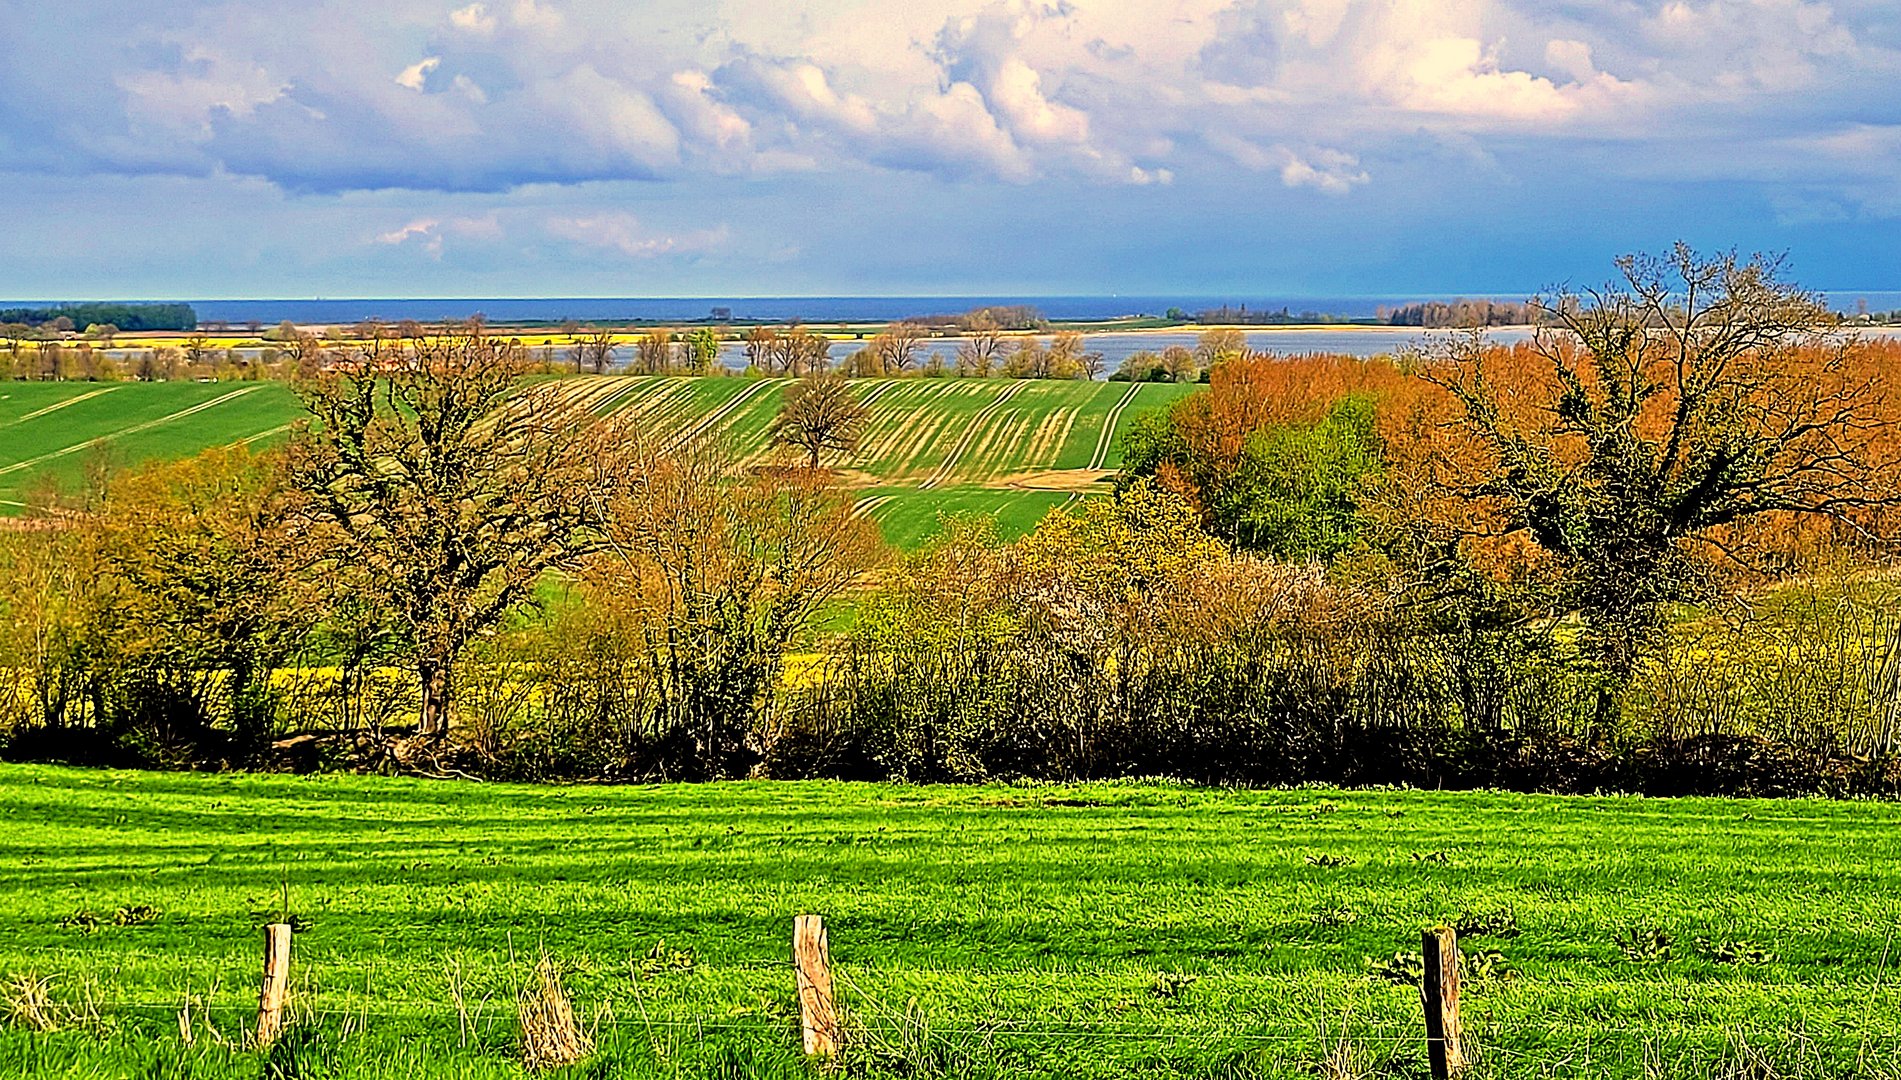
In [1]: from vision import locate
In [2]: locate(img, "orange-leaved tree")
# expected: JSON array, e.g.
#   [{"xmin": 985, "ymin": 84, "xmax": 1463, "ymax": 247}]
[{"xmin": 1412, "ymin": 244, "xmax": 1901, "ymax": 676}]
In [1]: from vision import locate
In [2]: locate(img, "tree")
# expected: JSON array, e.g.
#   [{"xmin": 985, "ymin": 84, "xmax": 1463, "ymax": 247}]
[
  {"xmin": 1048, "ymin": 331, "xmax": 1092, "ymax": 379},
  {"xmin": 289, "ymin": 324, "xmax": 614, "ymax": 737},
  {"xmin": 1195, "ymin": 328, "xmax": 1247, "ymax": 366},
  {"xmin": 1003, "ymin": 336, "xmax": 1050, "ymax": 378},
  {"xmin": 769, "ymin": 370, "xmax": 869, "ymax": 469},
  {"xmin": 1420, "ymin": 245, "xmax": 1901, "ymax": 677},
  {"xmin": 589, "ymin": 437, "xmax": 883, "ymax": 777},
  {"xmin": 743, "ymin": 326, "xmax": 778, "ymax": 372},
  {"xmin": 83, "ymin": 447, "xmax": 318, "ymax": 753},
  {"xmin": 770, "ymin": 327, "xmax": 831, "ymax": 377},
  {"xmin": 683, "ymin": 327, "xmax": 720, "ymax": 374},
  {"xmin": 635, "ymin": 329, "xmax": 674, "ymax": 374},
  {"xmin": 570, "ymin": 327, "xmax": 617, "ymax": 374},
  {"xmin": 957, "ymin": 311, "xmax": 1004, "ymax": 376},
  {"xmin": 870, "ymin": 321, "xmax": 926, "ymax": 374},
  {"xmin": 1162, "ymin": 345, "xmax": 1198, "ymax": 382}
]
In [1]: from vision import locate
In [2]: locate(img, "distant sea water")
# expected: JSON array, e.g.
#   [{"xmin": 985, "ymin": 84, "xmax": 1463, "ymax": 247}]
[
  {"xmin": 163, "ymin": 291, "xmax": 1901, "ymax": 325},
  {"xmin": 179, "ymin": 295, "xmax": 1419, "ymax": 324}
]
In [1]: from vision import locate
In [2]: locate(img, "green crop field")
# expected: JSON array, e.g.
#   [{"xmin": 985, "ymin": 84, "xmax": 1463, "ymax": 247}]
[
  {"xmin": 0, "ymin": 376, "xmax": 1199, "ymax": 544},
  {"xmin": 0, "ymin": 381, "xmax": 303, "ymax": 508},
  {"xmin": 1, "ymin": 764, "xmax": 1896, "ymax": 1078}
]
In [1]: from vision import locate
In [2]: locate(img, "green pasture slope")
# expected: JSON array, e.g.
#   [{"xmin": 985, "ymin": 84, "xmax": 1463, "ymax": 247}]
[
  {"xmin": 2, "ymin": 765, "xmax": 1898, "ymax": 1079},
  {"xmin": 0, "ymin": 382, "xmax": 302, "ymax": 508},
  {"xmin": 0, "ymin": 375, "xmax": 1195, "ymax": 542},
  {"xmin": 591, "ymin": 376, "xmax": 1198, "ymax": 546}
]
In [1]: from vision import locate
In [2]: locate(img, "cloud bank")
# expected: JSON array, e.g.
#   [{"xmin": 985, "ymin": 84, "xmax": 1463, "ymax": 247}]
[{"xmin": 0, "ymin": 0, "xmax": 1895, "ymax": 296}]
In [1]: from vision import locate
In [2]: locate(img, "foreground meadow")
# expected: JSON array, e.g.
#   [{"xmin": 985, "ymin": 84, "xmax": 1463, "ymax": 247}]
[{"xmin": 1, "ymin": 765, "xmax": 1897, "ymax": 1078}]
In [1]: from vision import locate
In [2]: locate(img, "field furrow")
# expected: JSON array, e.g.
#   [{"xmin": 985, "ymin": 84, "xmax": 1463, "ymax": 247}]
[{"xmin": 0, "ymin": 375, "xmax": 1189, "ymax": 546}]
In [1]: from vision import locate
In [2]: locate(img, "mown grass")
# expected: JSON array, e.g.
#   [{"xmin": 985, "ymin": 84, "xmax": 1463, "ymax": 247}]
[{"xmin": 2, "ymin": 764, "xmax": 1898, "ymax": 1078}]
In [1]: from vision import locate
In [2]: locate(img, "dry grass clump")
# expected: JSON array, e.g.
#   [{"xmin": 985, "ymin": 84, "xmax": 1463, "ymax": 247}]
[
  {"xmin": 516, "ymin": 955, "xmax": 592, "ymax": 1072},
  {"xmin": 2, "ymin": 972, "xmax": 97, "ymax": 1032}
]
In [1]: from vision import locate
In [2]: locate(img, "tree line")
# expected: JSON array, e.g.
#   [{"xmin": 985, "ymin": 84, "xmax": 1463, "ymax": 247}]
[{"xmin": 0, "ymin": 303, "xmax": 197, "ymax": 332}]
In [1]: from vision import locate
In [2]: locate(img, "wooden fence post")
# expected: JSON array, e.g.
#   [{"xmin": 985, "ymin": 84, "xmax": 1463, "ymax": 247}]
[
  {"xmin": 1421, "ymin": 926, "xmax": 1464, "ymax": 1079},
  {"xmin": 793, "ymin": 914, "xmax": 840, "ymax": 1057},
  {"xmin": 256, "ymin": 922, "xmax": 293, "ymax": 1047}
]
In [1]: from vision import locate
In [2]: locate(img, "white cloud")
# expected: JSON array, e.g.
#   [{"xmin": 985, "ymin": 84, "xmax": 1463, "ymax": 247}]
[
  {"xmin": 450, "ymin": 2, "xmax": 496, "ymax": 35},
  {"xmin": 395, "ymin": 56, "xmax": 440, "ymax": 92},
  {"xmin": 117, "ymin": 46, "xmax": 287, "ymax": 138},
  {"xmin": 545, "ymin": 212, "xmax": 729, "ymax": 258},
  {"xmin": 450, "ymin": 74, "xmax": 488, "ymax": 104},
  {"xmin": 1279, "ymin": 148, "xmax": 1368, "ymax": 195},
  {"xmin": 1211, "ymin": 134, "xmax": 1367, "ymax": 194},
  {"xmin": 377, "ymin": 218, "xmax": 438, "ymax": 245},
  {"xmin": 1545, "ymin": 39, "xmax": 1597, "ymax": 83},
  {"xmin": 509, "ymin": 0, "xmax": 563, "ymax": 32},
  {"xmin": 11, "ymin": 0, "xmax": 1899, "ymax": 205},
  {"xmin": 374, "ymin": 213, "xmax": 503, "ymax": 258}
]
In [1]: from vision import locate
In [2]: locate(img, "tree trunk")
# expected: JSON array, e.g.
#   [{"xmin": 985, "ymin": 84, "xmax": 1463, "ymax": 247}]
[{"xmin": 418, "ymin": 661, "xmax": 452, "ymax": 737}]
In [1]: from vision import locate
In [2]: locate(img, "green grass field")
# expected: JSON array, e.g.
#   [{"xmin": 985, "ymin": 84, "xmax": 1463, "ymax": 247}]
[
  {"xmin": 2, "ymin": 764, "xmax": 1897, "ymax": 1078},
  {"xmin": 0, "ymin": 381, "xmax": 303, "ymax": 507},
  {"xmin": 0, "ymin": 376, "xmax": 1198, "ymax": 544}
]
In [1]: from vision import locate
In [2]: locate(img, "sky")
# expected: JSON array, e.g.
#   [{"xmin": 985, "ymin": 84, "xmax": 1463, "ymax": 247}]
[{"xmin": 0, "ymin": 0, "xmax": 1897, "ymax": 301}]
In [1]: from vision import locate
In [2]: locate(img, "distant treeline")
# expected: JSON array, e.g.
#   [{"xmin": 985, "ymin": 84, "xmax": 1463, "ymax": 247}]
[
  {"xmin": 1193, "ymin": 305, "xmax": 1371, "ymax": 326},
  {"xmin": 0, "ymin": 302, "xmax": 197, "ymax": 332},
  {"xmin": 910, "ymin": 305, "xmax": 1046, "ymax": 331},
  {"xmin": 1379, "ymin": 299, "xmax": 1540, "ymax": 327}
]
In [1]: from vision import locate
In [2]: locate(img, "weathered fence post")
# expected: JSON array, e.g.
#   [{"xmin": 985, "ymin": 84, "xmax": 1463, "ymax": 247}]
[
  {"xmin": 1421, "ymin": 926, "xmax": 1464, "ymax": 1079},
  {"xmin": 256, "ymin": 922, "xmax": 293, "ymax": 1047},
  {"xmin": 793, "ymin": 914, "xmax": 840, "ymax": 1057}
]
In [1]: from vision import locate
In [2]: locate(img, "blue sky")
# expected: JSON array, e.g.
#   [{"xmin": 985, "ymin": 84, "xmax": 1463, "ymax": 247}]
[{"xmin": 1, "ymin": 0, "xmax": 1897, "ymax": 300}]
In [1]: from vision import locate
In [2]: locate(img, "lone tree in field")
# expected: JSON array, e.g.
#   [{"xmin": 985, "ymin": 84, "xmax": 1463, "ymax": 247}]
[
  {"xmin": 770, "ymin": 371, "xmax": 868, "ymax": 470},
  {"xmin": 1424, "ymin": 244, "xmax": 1901, "ymax": 677},
  {"xmin": 290, "ymin": 324, "xmax": 611, "ymax": 737}
]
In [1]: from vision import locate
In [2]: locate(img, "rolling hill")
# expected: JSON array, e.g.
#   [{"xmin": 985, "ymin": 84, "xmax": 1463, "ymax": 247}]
[{"xmin": 0, "ymin": 376, "xmax": 1198, "ymax": 544}]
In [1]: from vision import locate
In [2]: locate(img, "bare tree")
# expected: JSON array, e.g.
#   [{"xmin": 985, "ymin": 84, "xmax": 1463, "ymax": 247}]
[
  {"xmin": 956, "ymin": 311, "xmax": 1005, "ymax": 377},
  {"xmin": 871, "ymin": 321, "xmax": 927, "ymax": 374},
  {"xmin": 570, "ymin": 327, "xmax": 618, "ymax": 374},
  {"xmin": 743, "ymin": 326, "xmax": 778, "ymax": 372},
  {"xmin": 289, "ymin": 323, "xmax": 614, "ymax": 737},
  {"xmin": 589, "ymin": 435, "xmax": 884, "ymax": 776},
  {"xmin": 1195, "ymin": 328, "xmax": 1247, "ymax": 366},
  {"xmin": 770, "ymin": 370, "xmax": 869, "ymax": 469},
  {"xmin": 635, "ymin": 329, "xmax": 675, "ymax": 375},
  {"xmin": 770, "ymin": 327, "xmax": 831, "ymax": 377}
]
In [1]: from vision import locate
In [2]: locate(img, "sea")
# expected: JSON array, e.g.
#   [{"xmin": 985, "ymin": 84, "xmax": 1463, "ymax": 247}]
[{"xmin": 165, "ymin": 291, "xmax": 1901, "ymax": 327}]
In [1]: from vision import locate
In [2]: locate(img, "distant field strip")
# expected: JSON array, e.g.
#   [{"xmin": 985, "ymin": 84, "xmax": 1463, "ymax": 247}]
[
  {"xmin": 231, "ymin": 421, "xmax": 299, "ymax": 448},
  {"xmin": 854, "ymin": 380, "xmax": 897, "ymax": 409},
  {"xmin": 9, "ymin": 386, "xmax": 120, "ymax": 425},
  {"xmin": 667, "ymin": 378, "xmax": 782, "ymax": 448},
  {"xmin": 1089, "ymin": 383, "xmax": 1143, "ymax": 470},
  {"xmin": 0, "ymin": 386, "xmax": 263, "ymax": 476},
  {"xmin": 920, "ymin": 382, "xmax": 1025, "ymax": 489}
]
